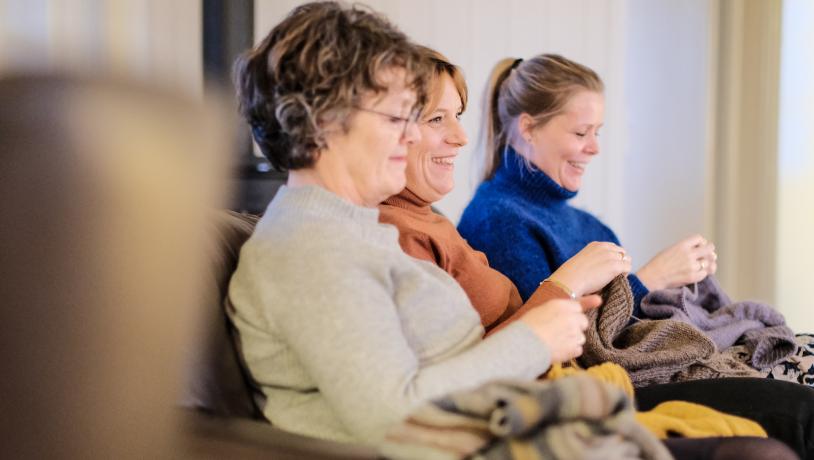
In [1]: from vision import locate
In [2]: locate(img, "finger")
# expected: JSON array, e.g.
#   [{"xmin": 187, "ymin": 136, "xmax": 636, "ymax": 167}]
[
  {"xmin": 693, "ymin": 242, "xmax": 716, "ymax": 259},
  {"xmin": 692, "ymin": 257, "xmax": 709, "ymax": 275},
  {"xmin": 619, "ymin": 255, "xmax": 633, "ymax": 273},
  {"xmin": 611, "ymin": 243, "xmax": 627, "ymax": 255},
  {"xmin": 689, "ymin": 264, "xmax": 708, "ymax": 283},
  {"xmin": 579, "ymin": 294, "xmax": 602, "ymax": 312},
  {"xmin": 685, "ymin": 248, "xmax": 709, "ymax": 273},
  {"xmin": 572, "ymin": 345, "xmax": 583, "ymax": 358},
  {"xmin": 576, "ymin": 332, "xmax": 586, "ymax": 345},
  {"xmin": 577, "ymin": 313, "xmax": 589, "ymax": 331},
  {"xmin": 707, "ymin": 260, "xmax": 718, "ymax": 275},
  {"xmin": 682, "ymin": 234, "xmax": 706, "ymax": 248},
  {"xmin": 565, "ymin": 299, "xmax": 582, "ymax": 313}
]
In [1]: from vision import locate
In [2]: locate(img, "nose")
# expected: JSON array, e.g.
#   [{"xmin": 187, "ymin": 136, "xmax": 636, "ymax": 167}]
[
  {"xmin": 402, "ymin": 118, "xmax": 421, "ymax": 145},
  {"xmin": 447, "ymin": 118, "xmax": 469, "ymax": 147},
  {"xmin": 585, "ymin": 133, "xmax": 600, "ymax": 155}
]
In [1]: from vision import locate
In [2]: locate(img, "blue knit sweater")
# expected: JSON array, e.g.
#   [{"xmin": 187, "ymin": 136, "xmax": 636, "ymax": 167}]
[{"xmin": 458, "ymin": 148, "xmax": 648, "ymax": 317}]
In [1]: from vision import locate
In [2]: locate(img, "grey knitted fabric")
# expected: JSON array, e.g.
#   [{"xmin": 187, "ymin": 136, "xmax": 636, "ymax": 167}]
[
  {"xmin": 228, "ymin": 185, "xmax": 552, "ymax": 445},
  {"xmin": 578, "ymin": 276, "xmax": 759, "ymax": 387},
  {"xmin": 641, "ymin": 276, "xmax": 796, "ymax": 368},
  {"xmin": 381, "ymin": 375, "xmax": 671, "ymax": 460}
]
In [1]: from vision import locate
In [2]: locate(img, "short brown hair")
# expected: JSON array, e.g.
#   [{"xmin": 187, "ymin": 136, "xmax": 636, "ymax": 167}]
[
  {"xmin": 480, "ymin": 54, "xmax": 603, "ymax": 180},
  {"xmin": 235, "ymin": 1, "xmax": 430, "ymax": 171},
  {"xmin": 416, "ymin": 45, "xmax": 467, "ymax": 116}
]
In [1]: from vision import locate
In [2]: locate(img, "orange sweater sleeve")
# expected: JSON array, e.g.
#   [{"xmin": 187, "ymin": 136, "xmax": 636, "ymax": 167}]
[{"xmin": 486, "ymin": 281, "xmax": 572, "ymax": 336}]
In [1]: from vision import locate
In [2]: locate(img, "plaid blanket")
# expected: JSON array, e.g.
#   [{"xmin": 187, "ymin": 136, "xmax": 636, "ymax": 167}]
[{"xmin": 380, "ymin": 374, "xmax": 671, "ymax": 460}]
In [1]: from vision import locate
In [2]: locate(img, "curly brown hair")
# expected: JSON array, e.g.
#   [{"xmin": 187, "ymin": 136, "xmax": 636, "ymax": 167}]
[{"xmin": 234, "ymin": 1, "xmax": 431, "ymax": 171}]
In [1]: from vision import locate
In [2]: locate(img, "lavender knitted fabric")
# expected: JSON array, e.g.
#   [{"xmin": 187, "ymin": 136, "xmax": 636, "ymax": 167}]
[
  {"xmin": 578, "ymin": 276, "xmax": 759, "ymax": 387},
  {"xmin": 641, "ymin": 276, "xmax": 796, "ymax": 368}
]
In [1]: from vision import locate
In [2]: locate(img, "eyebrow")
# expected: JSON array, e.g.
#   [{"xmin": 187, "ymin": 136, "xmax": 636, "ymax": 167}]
[{"xmin": 428, "ymin": 106, "xmax": 464, "ymax": 114}]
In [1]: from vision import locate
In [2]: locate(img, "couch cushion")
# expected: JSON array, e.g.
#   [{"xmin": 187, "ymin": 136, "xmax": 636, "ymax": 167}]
[{"xmin": 181, "ymin": 210, "xmax": 263, "ymax": 419}]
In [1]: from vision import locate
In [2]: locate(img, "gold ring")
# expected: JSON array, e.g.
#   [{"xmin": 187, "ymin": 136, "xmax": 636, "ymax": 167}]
[
  {"xmin": 619, "ymin": 251, "xmax": 625, "ymax": 260},
  {"xmin": 699, "ymin": 260, "xmax": 707, "ymax": 271}
]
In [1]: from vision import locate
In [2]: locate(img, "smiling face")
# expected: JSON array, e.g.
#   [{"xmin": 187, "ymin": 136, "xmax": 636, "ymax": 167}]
[
  {"xmin": 404, "ymin": 74, "xmax": 468, "ymax": 203},
  {"xmin": 525, "ymin": 90, "xmax": 604, "ymax": 192},
  {"xmin": 323, "ymin": 67, "xmax": 421, "ymax": 206}
]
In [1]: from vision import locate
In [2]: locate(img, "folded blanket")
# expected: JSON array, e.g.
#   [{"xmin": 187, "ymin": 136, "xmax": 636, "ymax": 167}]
[
  {"xmin": 640, "ymin": 276, "xmax": 796, "ymax": 368},
  {"xmin": 380, "ymin": 374, "xmax": 671, "ymax": 460},
  {"xmin": 578, "ymin": 276, "xmax": 759, "ymax": 386}
]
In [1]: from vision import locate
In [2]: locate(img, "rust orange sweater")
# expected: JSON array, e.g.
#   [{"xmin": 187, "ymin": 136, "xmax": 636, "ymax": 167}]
[{"xmin": 379, "ymin": 189, "xmax": 568, "ymax": 334}]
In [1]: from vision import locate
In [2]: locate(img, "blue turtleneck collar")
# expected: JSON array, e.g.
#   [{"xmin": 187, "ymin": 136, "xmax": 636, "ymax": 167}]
[{"xmin": 491, "ymin": 146, "xmax": 578, "ymax": 203}]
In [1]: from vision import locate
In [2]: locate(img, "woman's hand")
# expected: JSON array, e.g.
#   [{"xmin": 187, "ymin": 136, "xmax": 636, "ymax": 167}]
[
  {"xmin": 519, "ymin": 295, "xmax": 601, "ymax": 364},
  {"xmin": 636, "ymin": 234, "xmax": 717, "ymax": 291},
  {"xmin": 549, "ymin": 242, "xmax": 632, "ymax": 297}
]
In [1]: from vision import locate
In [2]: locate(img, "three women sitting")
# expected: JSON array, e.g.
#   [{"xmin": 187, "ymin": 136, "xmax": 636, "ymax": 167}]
[{"xmin": 228, "ymin": 2, "xmax": 812, "ymax": 458}]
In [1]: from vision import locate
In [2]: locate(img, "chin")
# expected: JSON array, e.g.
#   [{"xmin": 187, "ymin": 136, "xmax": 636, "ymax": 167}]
[
  {"xmin": 562, "ymin": 178, "xmax": 582, "ymax": 192},
  {"xmin": 437, "ymin": 183, "xmax": 455, "ymax": 197},
  {"xmin": 386, "ymin": 179, "xmax": 407, "ymax": 197}
]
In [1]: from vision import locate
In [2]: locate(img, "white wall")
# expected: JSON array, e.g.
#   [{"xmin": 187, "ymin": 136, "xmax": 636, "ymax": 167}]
[
  {"xmin": 620, "ymin": 0, "xmax": 712, "ymax": 268},
  {"xmin": 777, "ymin": 0, "xmax": 814, "ymax": 332}
]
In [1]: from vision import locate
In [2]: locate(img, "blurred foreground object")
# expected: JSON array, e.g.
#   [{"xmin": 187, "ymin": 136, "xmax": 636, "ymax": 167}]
[{"xmin": 0, "ymin": 74, "xmax": 228, "ymax": 458}]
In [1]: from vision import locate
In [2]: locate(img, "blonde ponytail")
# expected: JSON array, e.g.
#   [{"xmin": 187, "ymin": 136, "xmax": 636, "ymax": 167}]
[{"xmin": 479, "ymin": 58, "xmax": 518, "ymax": 181}]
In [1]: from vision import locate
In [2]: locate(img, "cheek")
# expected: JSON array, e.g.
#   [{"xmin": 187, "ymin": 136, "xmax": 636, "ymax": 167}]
[
  {"xmin": 530, "ymin": 140, "xmax": 554, "ymax": 168},
  {"xmin": 403, "ymin": 151, "xmax": 421, "ymax": 186},
  {"xmin": 409, "ymin": 134, "xmax": 436, "ymax": 170},
  {"xmin": 424, "ymin": 129, "xmax": 444, "ymax": 152},
  {"xmin": 548, "ymin": 141, "xmax": 579, "ymax": 165},
  {"xmin": 369, "ymin": 133, "xmax": 396, "ymax": 163}
]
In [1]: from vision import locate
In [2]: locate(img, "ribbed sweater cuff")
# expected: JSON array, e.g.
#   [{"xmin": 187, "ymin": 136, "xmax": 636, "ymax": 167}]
[{"xmin": 488, "ymin": 321, "xmax": 553, "ymax": 378}]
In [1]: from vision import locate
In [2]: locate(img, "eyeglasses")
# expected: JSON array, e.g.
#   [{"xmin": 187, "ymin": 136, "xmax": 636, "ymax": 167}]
[{"xmin": 353, "ymin": 106, "xmax": 421, "ymax": 138}]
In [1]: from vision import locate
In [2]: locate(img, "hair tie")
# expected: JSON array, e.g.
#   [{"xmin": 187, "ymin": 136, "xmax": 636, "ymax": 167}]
[
  {"xmin": 250, "ymin": 122, "xmax": 267, "ymax": 141},
  {"xmin": 511, "ymin": 58, "xmax": 523, "ymax": 70}
]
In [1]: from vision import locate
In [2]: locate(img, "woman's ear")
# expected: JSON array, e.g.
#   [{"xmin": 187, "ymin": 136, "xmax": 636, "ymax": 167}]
[
  {"xmin": 517, "ymin": 113, "xmax": 536, "ymax": 144},
  {"xmin": 318, "ymin": 109, "xmax": 349, "ymax": 152}
]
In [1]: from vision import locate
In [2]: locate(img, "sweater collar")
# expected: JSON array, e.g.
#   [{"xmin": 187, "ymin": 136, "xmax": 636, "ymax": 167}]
[
  {"xmin": 492, "ymin": 147, "xmax": 578, "ymax": 203},
  {"xmin": 269, "ymin": 184, "xmax": 381, "ymax": 224},
  {"xmin": 382, "ymin": 188, "xmax": 433, "ymax": 214}
]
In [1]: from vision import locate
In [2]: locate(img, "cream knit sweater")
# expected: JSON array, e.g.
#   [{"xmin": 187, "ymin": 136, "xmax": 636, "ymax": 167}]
[{"xmin": 228, "ymin": 185, "xmax": 551, "ymax": 445}]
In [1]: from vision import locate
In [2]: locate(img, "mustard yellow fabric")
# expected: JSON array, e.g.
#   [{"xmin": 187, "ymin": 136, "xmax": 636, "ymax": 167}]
[
  {"xmin": 545, "ymin": 362, "xmax": 766, "ymax": 439},
  {"xmin": 635, "ymin": 401, "xmax": 766, "ymax": 438}
]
